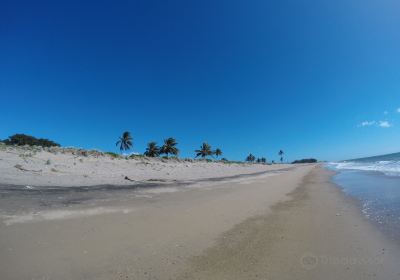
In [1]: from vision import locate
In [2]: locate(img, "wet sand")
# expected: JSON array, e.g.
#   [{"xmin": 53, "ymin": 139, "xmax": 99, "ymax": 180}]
[
  {"xmin": 179, "ymin": 167, "xmax": 400, "ymax": 280},
  {"xmin": 1, "ymin": 165, "xmax": 399, "ymax": 279}
]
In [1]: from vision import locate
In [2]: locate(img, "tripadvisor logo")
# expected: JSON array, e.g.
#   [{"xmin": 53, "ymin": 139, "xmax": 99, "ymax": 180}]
[
  {"xmin": 300, "ymin": 253, "xmax": 384, "ymax": 270},
  {"xmin": 300, "ymin": 252, "xmax": 318, "ymax": 270}
]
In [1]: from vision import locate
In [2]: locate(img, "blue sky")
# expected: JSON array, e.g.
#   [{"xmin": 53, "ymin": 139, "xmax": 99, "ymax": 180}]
[{"xmin": 1, "ymin": 0, "xmax": 399, "ymax": 161}]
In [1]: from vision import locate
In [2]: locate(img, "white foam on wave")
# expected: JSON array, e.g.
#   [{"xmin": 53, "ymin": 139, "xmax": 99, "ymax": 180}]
[
  {"xmin": 328, "ymin": 161, "xmax": 400, "ymax": 176},
  {"xmin": 1, "ymin": 207, "xmax": 134, "ymax": 226}
]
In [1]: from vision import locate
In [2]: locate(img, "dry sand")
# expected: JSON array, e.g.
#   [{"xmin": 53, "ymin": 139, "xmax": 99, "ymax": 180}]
[
  {"xmin": 0, "ymin": 144, "xmax": 288, "ymax": 187},
  {"xmin": 0, "ymin": 162, "xmax": 399, "ymax": 280}
]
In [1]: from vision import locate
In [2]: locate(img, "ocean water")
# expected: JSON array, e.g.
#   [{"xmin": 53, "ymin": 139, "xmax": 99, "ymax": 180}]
[{"xmin": 328, "ymin": 152, "xmax": 400, "ymax": 242}]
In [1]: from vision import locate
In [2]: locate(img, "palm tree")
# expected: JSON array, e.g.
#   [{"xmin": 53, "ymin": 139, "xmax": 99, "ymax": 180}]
[
  {"xmin": 144, "ymin": 142, "xmax": 160, "ymax": 157},
  {"xmin": 195, "ymin": 142, "xmax": 213, "ymax": 158},
  {"xmin": 160, "ymin": 137, "xmax": 179, "ymax": 158},
  {"xmin": 116, "ymin": 131, "xmax": 133, "ymax": 153},
  {"xmin": 214, "ymin": 148, "xmax": 222, "ymax": 159},
  {"xmin": 261, "ymin": 157, "xmax": 267, "ymax": 164},
  {"xmin": 278, "ymin": 150, "xmax": 284, "ymax": 163},
  {"xmin": 246, "ymin": 153, "xmax": 256, "ymax": 162}
]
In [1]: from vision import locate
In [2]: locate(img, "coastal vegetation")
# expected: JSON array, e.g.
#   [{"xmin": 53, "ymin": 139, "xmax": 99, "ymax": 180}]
[
  {"xmin": 1, "ymin": 132, "xmax": 290, "ymax": 164},
  {"xmin": 195, "ymin": 143, "xmax": 213, "ymax": 158},
  {"xmin": 279, "ymin": 149, "xmax": 285, "ymax": 163},
  {"xmin": 214, "ymin": 148, "xmax": 222, "ymax": 158},
  {"xmin": 160, "ymin": 137, "xmax": 179, "ymax": 158},
  {"xmin": 292, "ymin": 158, "xmax": 317, "ymax": 164},
  {"xmin": 116, "ymin": 131, "xmax": 133, "ymax": 153},
  {"xmin": 246, "ymin": 153, "xmax": 256, "ymax": 162},
  {"xmin": 257, "ymin": 157, "xmax": 267, "ymax": 163},
  {"xmin": 1, "ymin": 134, "xmax": 60, "ymax": 147},
  {"xmin": 105, "ymin": 151, "xmax": 120, "ymax": 158},
  {"xmin": 245, "ymin": 154, "xmax": 268, "ymax": 164},
  {"xmin": 144, "ymin": 142, "xmax": 160, "ymax": 157}
]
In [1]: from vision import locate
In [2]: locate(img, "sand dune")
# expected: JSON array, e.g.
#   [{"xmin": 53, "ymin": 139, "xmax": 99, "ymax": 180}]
[{"xmin": 0, "ymin": 144, "xmax": 289, "ymax": 187}]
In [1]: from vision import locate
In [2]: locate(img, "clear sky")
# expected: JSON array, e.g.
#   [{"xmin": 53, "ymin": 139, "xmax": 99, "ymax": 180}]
[{"xmin": 1, "ymin": 0, "xmax": 399, "ymax": 162}]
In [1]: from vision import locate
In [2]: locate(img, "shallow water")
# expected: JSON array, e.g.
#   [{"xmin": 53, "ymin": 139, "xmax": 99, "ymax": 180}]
[{"xmin": 329, "ymin": 167, "xmax": 400, "ymax": 242}]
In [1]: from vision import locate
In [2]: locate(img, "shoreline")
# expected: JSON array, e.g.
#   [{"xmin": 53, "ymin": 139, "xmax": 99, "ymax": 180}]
[
  {"xmin": 1, "ymin": 165, "xmax": 399, "ymax": 279},
  {"xmin": 331, "ymin": 167, "xmax": 400, "ymax": 244},
  {"xmin": 178, "ymin": 167, "xmax": 400, "ymax": 279}
]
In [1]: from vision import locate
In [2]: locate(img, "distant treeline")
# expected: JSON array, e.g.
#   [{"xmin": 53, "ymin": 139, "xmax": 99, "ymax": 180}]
[
  {"xmin": 1, "ymin": 134, "xmax": 60, "ymax": 147},
  {"xmin": 292, "ymin": 158, "xmax": 317, "ymax": 164},
  {"xmin": 1, "ymin": 133, "xmax": 318, "ymax": 164}
]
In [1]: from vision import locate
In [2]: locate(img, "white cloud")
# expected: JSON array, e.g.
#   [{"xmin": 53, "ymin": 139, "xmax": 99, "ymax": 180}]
[
  {"xmin": 397, "ymin": 108, "xmax": 400, "ymax": 113},
  {"xmin": 378, "ymin": 121, "xmax": 392, "ymax": 128},
  {"xmin": 360, "ymin": 121, "xmax": 376, "ymax": 127},
  {"xmin": 359, "ymin": 120, "xmax": 392, "ymax": 128}
]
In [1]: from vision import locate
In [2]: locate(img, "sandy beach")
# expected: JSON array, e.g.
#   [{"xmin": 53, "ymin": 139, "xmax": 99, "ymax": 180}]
[
  {"xmin": 3, "ymin": 0, "xmax": 399, "ymax": 278},
  {"xmin": 1, "ymin": 152, "xmax": 399, "ymax": 280},
  {"xmin": 0, "ymin": 144, "xmax": 287, "ymax": 187}
]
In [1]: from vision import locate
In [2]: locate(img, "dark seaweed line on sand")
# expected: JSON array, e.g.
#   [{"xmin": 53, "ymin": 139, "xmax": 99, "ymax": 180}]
[{"xmin": 0, "ymin": 167, "xmax": 295, "ymax": 196}]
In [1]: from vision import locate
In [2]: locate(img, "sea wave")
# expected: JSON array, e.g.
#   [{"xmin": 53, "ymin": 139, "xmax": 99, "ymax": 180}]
[{"xmin": 328, "ymin": 161, "xmax": 400, "ymax": 176}]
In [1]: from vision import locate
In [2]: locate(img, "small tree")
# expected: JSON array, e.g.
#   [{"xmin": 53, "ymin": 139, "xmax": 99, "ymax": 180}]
[
  {"xmin": 214, "ymin": 148, "xmax": 222, "ymax": 159},
  {"xmin": 246, "ymin": 153, "xmax": 256, "ymax": 162},
  {"xmin": 278, "ymin": 150, "xmax": 284, "ymax": 163},
  {"xmin": 261, "ymin": 157, "xmax": 267, "ymax": 164}
]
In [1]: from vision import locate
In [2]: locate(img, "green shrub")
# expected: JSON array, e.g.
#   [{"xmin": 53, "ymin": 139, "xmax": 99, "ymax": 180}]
[
  {"xmin": 105, "ymin": 152, "xmax": 120, "ymax": 158},
  {"xmin": 129, "ymin": 154, "xmax": 145, "ymax": 159},
  {"xmin": 3, "ymin": 134, "xmax": 60, "ymax": 147},
  {"xmin": 292, "ymin": 158, "xmax": 317, "ymax": 164}
]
